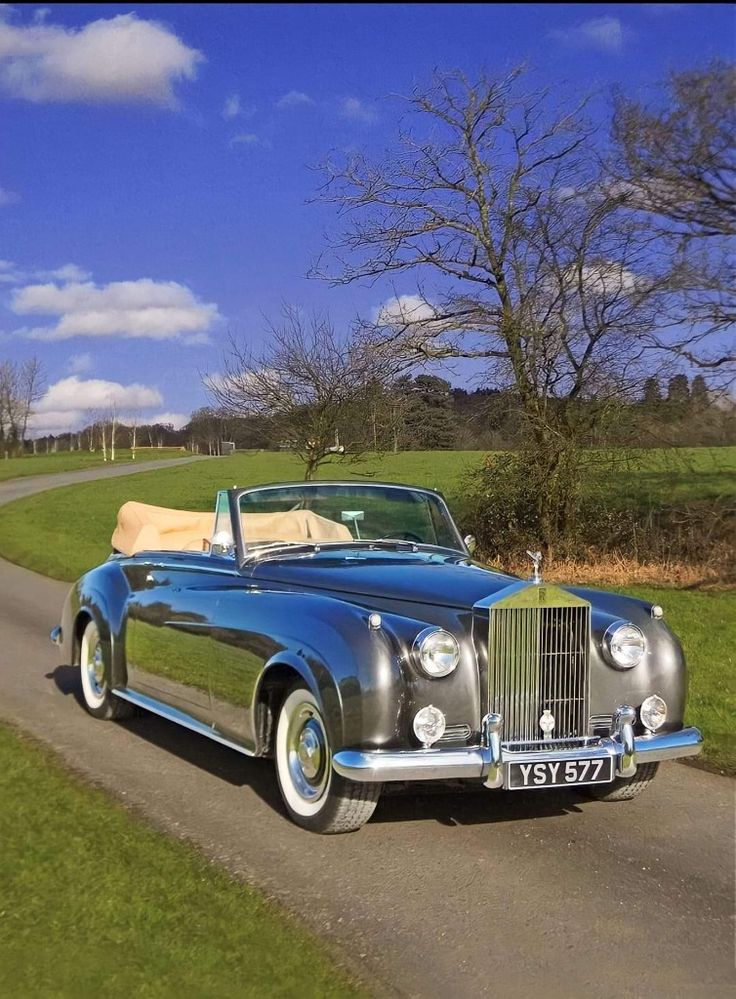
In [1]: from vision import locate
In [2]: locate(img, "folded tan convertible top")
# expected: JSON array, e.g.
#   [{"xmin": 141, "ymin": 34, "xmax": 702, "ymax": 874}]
[{"xmin": 112, "ymin": 500, "xmax": 352, "ymax": 556}]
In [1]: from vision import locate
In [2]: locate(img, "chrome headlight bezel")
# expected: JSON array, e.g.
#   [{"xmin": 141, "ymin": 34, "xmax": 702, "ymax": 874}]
[
  {"xmin": 603, "ymin": 622, "xmax": 647, "ymax": 670},
  {"xmin": 413, "ymin": 627, "xmax": 460, "ymax": 678}
]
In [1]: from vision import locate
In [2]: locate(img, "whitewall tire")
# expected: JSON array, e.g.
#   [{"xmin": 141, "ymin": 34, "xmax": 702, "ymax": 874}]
[
  {"xmin": 275, "ymin": 685, "xmax": 381, "ymax": 833},
  {"xmin": 79, "ymin": 618, "xmax": 133, "ymax": 721}
]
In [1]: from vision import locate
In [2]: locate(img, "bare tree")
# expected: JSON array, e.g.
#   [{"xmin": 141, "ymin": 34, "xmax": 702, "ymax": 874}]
[
  {"xmin": 206, "ymin": 309, "xmax": 396, "ymax": 480},
  {"xmin": 315, "ymin": 69, "xmax": 670, "ymax": 548},
  {"xmin": 129, "ymin": 409, "xmax": 141, "ymax": 458},
  {"xmin": 0, "ymin": 358, "xmax": 44, "ymax": 456},
  {"xmin": 612, "ymin": 62, "xmax": 735, "ymax": 373}
]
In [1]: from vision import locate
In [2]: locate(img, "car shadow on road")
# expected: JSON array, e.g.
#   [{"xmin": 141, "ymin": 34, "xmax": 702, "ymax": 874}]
[
  {"xmin": 46, "ymin": 663, "xmax": 284, "ymax": 811},
  {"xmin": 372, "ymin": 785, "xmax": 587, "ymax": 826},
  {"xmin": 47, "ymin": 663, "xmax": 588, "ymax": 829}
]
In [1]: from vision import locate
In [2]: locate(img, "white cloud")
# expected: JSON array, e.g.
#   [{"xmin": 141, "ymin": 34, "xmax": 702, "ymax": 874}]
[
  {"xmin": 230, "ymin": 132, "xmax": 268, "ymax": 149},
  {"xmin": 29, "ymin": 375, "xmax": 163, "ymax": 435},
  {"xmin": 558, "ymin": 262, "xmax": 642, "ymax": 298},
  {"xmin": 551, "ymin": 16, "xmax": 624, "ymax": 52},
  {"xmin": 67, "ymin": 352, "xmax": 93, "ymax": 375},
  {"xmin": 0, "ymin": 258, "xmax": 21, "ymax": 283},
  {"xmin": 12, "ymin": 276, "xmax": 221, "ymax": 342},
  {"xmin": 0, "ymin": 183, "xmax": 19, "ymax": 205},
  {"xmin": 0, "ymin": 260, "xmax": 91, "ymax": 285},
  {"xmin": 341, "ymin": 97, "xmax": 378, "ymax": 123},
  {"xmin": 373, "ymin": 294, "xmax": 437, "ymax": 327},
  {"xmin": 0, "ymin": 12, "xmax": 203, "ymax": 106},
  {"xmin": 43, "ymin": 262, "xmax": 92, "ymax": 282},
  {"xmin": 147, "ymin": 411, "xmax": 189, "ymax": 429},
  {"xmin": 578, "ymin": 263, "xmax": 640, "ymax": 296},
  {"xmin": 276, "ymin": 90, "xmax": 314, "ymax": 109},
  {"xmin": 222, "ymin": 92, "xmax": 240, "ymax": 119}
]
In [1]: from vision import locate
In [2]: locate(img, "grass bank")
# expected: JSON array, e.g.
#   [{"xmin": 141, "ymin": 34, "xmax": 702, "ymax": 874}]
[
  {"xmin": 0, "ymin": 723, "xmax": 364, "ymax": 998},
  {"xmin": 0, "ymin": 447, "xmax": 189, "ymax": 482},
  {"xmin": 1, "ymin": 447, "xmax": 734, "ymax": 583}
]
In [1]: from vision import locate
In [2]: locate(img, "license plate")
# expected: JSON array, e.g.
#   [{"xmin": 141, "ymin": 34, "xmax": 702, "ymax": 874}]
[{"xmin": 506, "ymin": 756, "xmax": 614, "ymax": 790}]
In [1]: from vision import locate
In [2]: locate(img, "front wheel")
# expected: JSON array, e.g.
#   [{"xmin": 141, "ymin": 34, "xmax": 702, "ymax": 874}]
[
  {"xmin": 583, "ymin": 761, "xmax": 660, "ymax": 801},
  {"xmin": 275, "ymin": 685, "xmax": 381, "ymax": 833},
  {"xmin": 79, "ymin": 619, "xmax": 134, "ymax": 720}
]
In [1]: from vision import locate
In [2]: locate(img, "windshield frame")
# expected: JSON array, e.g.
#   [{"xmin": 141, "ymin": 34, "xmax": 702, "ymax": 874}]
[{"xmin": 227, "ymin": 481, "xmax": 467, "ymax": 567}]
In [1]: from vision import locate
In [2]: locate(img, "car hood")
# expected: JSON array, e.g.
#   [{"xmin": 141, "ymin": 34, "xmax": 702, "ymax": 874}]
[{"xmin": 252, "ymin": 549, "xmax": 518, "ymax": 609}]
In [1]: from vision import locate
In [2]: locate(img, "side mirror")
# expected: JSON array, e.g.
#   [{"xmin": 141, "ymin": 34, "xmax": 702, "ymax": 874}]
[{"xmin": 463, "ymin": 534, "xmax": 477, "ymax": 555}]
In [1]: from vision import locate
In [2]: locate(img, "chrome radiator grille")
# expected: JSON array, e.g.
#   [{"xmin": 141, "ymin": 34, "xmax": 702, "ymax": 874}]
[{"xmin": 488, "ymin": 594, "xmax": 591, "ymax": 743}]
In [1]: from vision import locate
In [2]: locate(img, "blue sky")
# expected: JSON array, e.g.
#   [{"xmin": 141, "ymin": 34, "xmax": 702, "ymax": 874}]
[{"xmin": 1, "ymin": 3, "xmax": 733, "ymax": 434}]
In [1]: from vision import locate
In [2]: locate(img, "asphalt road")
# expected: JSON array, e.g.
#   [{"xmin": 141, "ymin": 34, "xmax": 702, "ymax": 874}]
[
  {"xmin": 0, "ymin": 464, "xmax": 733, "ymax": 998},
  {"xmin": 0, "ymin": 453, "xmax": 210, "ymax": 505}
]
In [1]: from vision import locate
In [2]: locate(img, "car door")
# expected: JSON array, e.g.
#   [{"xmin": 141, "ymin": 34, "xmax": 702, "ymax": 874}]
[
  {"xmin": 207, "ymin": 586, "xmax": 285, "ymax": 752},
  {"xmin": 123, "ymin": 556, "xmax": 218, "ymax": 726}
]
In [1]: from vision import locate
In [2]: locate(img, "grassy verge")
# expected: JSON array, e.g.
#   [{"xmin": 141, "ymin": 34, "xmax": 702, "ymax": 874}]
[
  {"xmin": 0, "ymin": 723, "xmax": 364, "ymax": 998},
  {"xmin": 1, "ymin": 447, "xmax": 734, "ymax": 583},
  {"xmin": 0, "ymin": 448, "xmax": 190, "ymax": 482}
]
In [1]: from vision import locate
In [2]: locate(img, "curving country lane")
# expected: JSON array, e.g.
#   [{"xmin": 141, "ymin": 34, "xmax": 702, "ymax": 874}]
[{"xmin": 0, "ymin": 460, "xmax": 733, "ymax": 998}]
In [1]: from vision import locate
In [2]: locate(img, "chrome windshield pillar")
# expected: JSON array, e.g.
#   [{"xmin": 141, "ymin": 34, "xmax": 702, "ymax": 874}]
[
  {"xmin": 482, "ymin": 712, "xmax": 503, "ymax": 788},
  {"xmin": 612, "ymin": 705, "xmax": 637, "ymax": 777}
]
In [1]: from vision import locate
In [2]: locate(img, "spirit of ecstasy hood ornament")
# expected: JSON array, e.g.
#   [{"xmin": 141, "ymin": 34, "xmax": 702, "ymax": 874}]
[{"xmin": 526, "ymin": 549, "xmax": 543, "ymax": 584}]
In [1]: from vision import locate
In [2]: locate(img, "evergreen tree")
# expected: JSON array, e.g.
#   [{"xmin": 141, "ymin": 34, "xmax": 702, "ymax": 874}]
[
  {"xmin": 690, "ymin": 375, "xmax": 711, "ymax": 410},
  {"xmin": 667, "ymin": 374, "xmax": 690, "ymax": 407}
]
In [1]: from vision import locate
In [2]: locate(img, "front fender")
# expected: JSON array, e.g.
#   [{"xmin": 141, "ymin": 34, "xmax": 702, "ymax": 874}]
[
  {"xmin": 242, "ymin": 590, "xmax": 405, "ymax": 754},
  {"xmin": 63, "ymin": 560, "xmax": 131, "ymax": 685}
]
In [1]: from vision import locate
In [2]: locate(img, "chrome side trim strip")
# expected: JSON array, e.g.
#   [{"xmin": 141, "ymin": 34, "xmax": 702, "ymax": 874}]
[
  {"xmin": 112, "ymin": 688, "xmax": 254, "ymax": 758},
  {"xmin": 332, "ymin": 726, "xmax": 703, "ymax": 783}
]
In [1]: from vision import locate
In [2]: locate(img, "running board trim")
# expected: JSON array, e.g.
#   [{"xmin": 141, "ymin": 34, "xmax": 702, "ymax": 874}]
[{"xmin": 112, "ymin": 688, "xmax": 255, "ymax": 758}]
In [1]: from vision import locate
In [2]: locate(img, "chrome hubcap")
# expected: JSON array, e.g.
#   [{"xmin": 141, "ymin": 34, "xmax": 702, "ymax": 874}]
[
  {"xmin": 297, "ymin": 721, "xmax": 323, "ymax": 780},
  {"xmin": 87, "ymin": 642, "xmax": 105, "ymax": 697},
  {"xmin": 287, "ymin": 705, "xmax": 329, "ymax": 802}
]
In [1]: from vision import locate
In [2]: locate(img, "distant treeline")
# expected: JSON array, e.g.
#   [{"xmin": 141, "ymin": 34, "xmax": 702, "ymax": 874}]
[{"xmin": 27, "ymin": 372, "xmax": 734, "ymax": 457}]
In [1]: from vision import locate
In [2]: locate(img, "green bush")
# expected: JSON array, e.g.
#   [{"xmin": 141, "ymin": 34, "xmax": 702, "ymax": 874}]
[{"xmin": 466, "ymin": 449, "xmax": 735, "ymax": 570}]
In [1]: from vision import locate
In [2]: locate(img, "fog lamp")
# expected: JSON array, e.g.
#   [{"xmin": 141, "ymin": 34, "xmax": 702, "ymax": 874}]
[
  {"xmin": 640, "ymin": 695, "xmax": 667, "ymax": 732},
  {"xmin": 413, "ymin": 705, "xmax": 446, "ymax": 747}
]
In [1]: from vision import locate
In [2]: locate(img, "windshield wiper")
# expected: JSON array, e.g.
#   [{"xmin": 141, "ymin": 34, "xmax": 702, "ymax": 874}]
[{"xmin": 243, "ymin": 541, "xmax": 319, "ymax": 562}]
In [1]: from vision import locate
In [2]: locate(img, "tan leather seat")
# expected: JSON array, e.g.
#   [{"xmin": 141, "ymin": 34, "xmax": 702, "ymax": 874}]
[{"xmin": 112, "ymin": 501, "xmax": 352, "ymax": 556}]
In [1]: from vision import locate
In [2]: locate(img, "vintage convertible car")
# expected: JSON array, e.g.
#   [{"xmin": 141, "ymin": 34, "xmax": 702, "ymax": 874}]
[{"xmin": 51, "ymin": 481, "xmax": 702, "ymax": 833}]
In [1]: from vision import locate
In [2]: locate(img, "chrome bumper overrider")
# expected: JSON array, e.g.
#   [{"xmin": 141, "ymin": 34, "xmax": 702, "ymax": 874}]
[{"xmin": 332, "ymin": 709, "xmax": 703, "ymax": 786}]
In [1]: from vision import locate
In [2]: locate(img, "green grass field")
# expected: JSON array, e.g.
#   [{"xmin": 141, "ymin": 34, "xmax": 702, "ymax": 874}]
[
  {"xmin": 0, "ymin": 447, "xmax": 190, "ymax": 482},
  {"xmin": 0, "ymin": 723, "xmax": 363, "ymax": 998},
  {"xmin": 1, "ymin": 446, "xmax": 733, "ymax": 583}
]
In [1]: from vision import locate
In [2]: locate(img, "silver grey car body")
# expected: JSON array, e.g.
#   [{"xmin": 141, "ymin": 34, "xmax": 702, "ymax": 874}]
[{"xmin": 52, "ymin": 481, "xmax": 702, "ymax": 832}]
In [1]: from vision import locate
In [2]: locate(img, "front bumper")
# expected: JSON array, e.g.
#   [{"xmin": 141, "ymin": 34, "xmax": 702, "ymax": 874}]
[{"xmin": 332, "ymin": 709, "xmax": 703, "ymax": 787}]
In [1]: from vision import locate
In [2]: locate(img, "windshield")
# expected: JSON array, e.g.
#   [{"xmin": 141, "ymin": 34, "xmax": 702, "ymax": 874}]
[{"xmin": 237, "ymin": 483, "xmax": 463, "ymax": 553}]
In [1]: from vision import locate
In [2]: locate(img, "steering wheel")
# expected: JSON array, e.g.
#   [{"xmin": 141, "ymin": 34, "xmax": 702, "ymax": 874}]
[{"xmin": 375, "ymin": 531, "xmax": 423, "ymax": 544}]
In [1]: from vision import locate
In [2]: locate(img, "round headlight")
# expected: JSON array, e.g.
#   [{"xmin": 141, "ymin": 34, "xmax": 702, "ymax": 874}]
[
  {"xmin": 413, "ymin": 705, "xmax": 446, "ymax": 746},
  {"xmin": 641, "ymin": 695, "xmax": 667, "ymax": 731},
  {"xmin": 604, "ymin": 622, "xmax": 646, "ymax": 669},
  {"xmin": 414, "ymin": 628, "xmax": 460, "ymax": 678}
]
